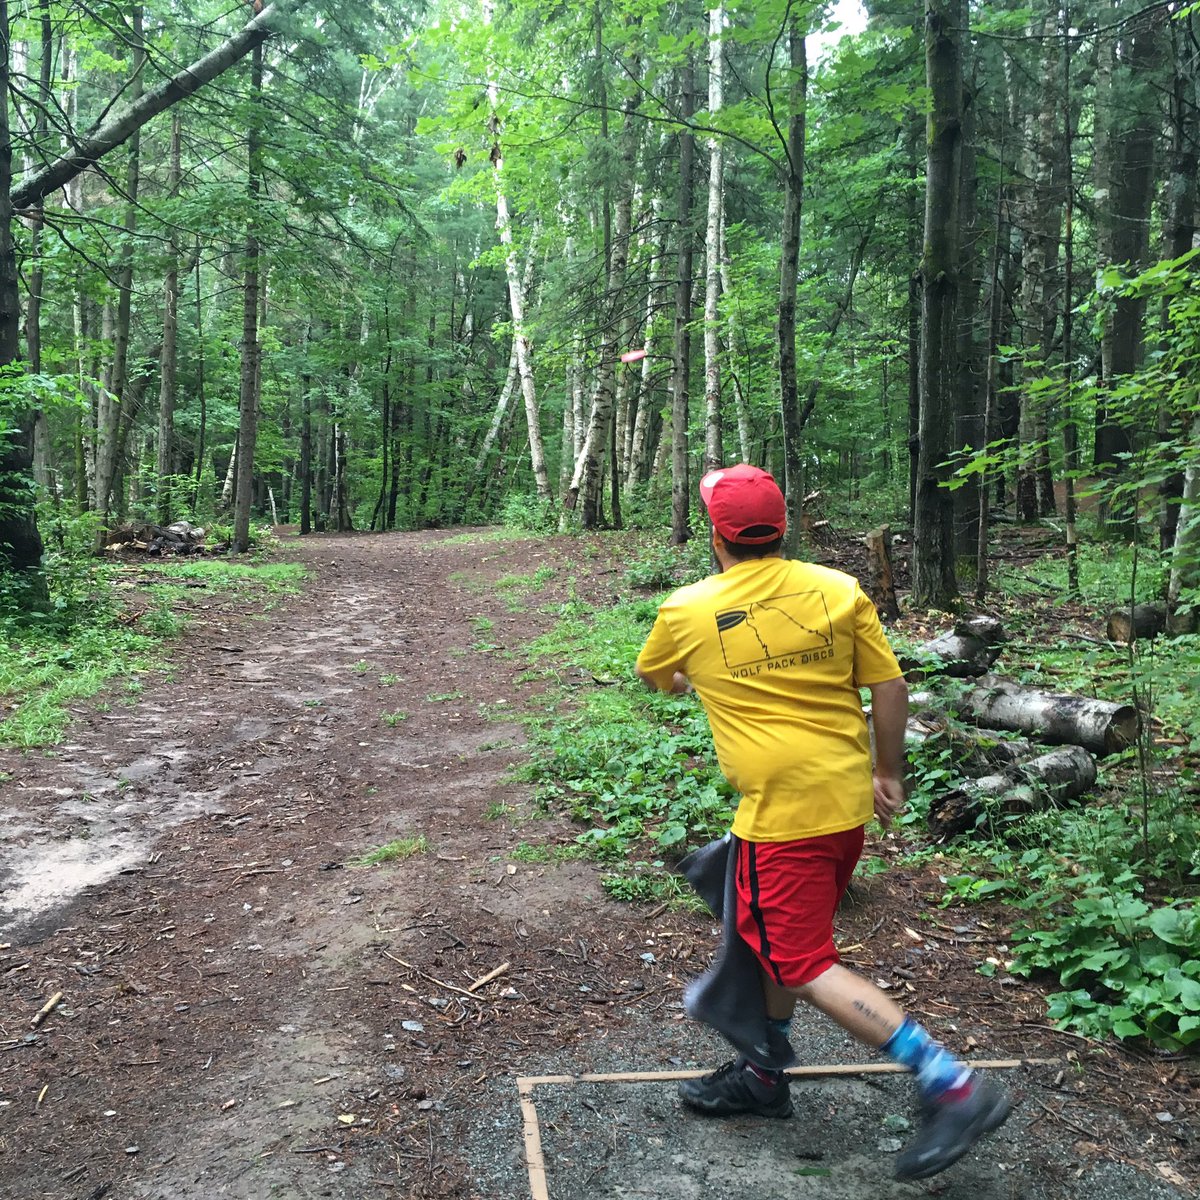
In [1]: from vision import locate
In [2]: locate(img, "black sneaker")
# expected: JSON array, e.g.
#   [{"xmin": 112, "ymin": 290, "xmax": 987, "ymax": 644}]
[
  {"xmin": 678, "ymin": 1057, "xmax": 793, "ymax": 1118},
  {"xmin": 894, "ymin": 1076, "xmax": 1012, "ymax": 1181}
]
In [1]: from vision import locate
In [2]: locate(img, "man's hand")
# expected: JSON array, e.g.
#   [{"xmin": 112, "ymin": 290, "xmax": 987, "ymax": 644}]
[
  {"xmin": 669, "ymin": 671, "xmax": 692, "ymax": 694},
  {"xmin": 873, "ymin": 773, "xmax": 906, "ymax": 827}
]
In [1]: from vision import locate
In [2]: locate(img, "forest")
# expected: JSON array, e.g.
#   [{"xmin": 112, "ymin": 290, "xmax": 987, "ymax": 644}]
[
  {"xmin": 0, "ymin": 0, "xmax": 1193, "ymax": 621},
  {"xmin": 0, "ymin": 5, "xmax": 1198, "ymax": 1192}
]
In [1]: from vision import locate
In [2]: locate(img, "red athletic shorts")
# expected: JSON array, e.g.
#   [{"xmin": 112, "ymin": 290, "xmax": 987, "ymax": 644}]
[{"xmin": 735, "ymin": 827, "xmax": 865, "ymax": 988}]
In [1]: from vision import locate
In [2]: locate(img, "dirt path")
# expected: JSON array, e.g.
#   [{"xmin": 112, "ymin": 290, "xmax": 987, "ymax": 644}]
[{"xmin": 1, "ymin": 531, "xmax": 1195, "ymax": 1200}]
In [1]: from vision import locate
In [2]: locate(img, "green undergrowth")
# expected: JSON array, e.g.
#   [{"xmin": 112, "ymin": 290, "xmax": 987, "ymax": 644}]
[
  {"xmin": 520, "ymin": 588, "xmax": 736, "ymax": 903},
  {"xmin": 896, "ymin": 541, "xmax": 1200, "ymax": 1051},
  {"xmin": 521, "ymin": 532, "xmax": 1199, "ymax": 1048},
  {"xmin": 141, "ymin": 558, "xmax": 306, "ymax": 601},
  {"xmin": 0, "ymin": 551, "xmax": 307, "ymax": 748}
]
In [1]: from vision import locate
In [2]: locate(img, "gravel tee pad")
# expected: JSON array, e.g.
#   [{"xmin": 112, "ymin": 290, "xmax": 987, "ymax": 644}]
[{"xmin": 517, "ymin": 1059, "xmax": 1049, "ymax": 1200}]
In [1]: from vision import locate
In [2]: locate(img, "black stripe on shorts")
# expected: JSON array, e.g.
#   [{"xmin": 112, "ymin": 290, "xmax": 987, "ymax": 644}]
[{"xmin": 745, "ymin": 842, "xmax": 785, "ymax": 985}]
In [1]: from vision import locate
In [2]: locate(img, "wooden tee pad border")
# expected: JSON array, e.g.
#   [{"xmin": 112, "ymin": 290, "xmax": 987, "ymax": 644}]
[{"xmin": 516, "ymin": 1058, "xmax": 1056, "ymax": 1200}]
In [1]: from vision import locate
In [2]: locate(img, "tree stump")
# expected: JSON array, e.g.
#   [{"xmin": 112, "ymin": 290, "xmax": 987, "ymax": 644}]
[
  {"xmin": 864, "ymin": 525, "xmax": 900, "ymax": 620},
  {"xmin": 1106, "ymin": 603, "xmax": 1167, "ymax": 644},
  {"xmin": 902, "ymin": 614, "xmax": 1007, "ymax": 678}
]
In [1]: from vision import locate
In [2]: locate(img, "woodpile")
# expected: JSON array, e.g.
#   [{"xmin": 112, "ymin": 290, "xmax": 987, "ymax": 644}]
[
  {"xmin": 890, "ymin": 619, "xmax": 1141, "ymax": 840},
  {"xmin": 102, "ymin": 521, "xmax": 223, "ymax": 556}
]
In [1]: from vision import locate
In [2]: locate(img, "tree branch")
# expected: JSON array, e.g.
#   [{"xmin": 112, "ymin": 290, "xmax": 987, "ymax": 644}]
[{"xmin": 11, "ymin": 2, "xmax": 289, "ymax": 213}]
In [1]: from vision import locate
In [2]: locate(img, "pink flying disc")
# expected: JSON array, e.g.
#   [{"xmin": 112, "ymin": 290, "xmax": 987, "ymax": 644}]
[{"xmin": 620, "ymin": 349, "xmax": 648, "ymax": 363}]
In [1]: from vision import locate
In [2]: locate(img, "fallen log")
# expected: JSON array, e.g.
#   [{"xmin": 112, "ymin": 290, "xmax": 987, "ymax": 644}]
[
  {"xmin": 1106, "ymin": 603, "xmax": 1166, "ymax": 644},
  {"xmin": 903, "ymin": 716, "xmax": 1034, "ymax": 777},
  {"xmin": 928, "ymin": 744, "xmax": 1097, "ymax": 837},
  {"xmin": 901, "ymin": 615, "xmax": 1007, "ymax": 679},
  {"xmin": 959, "ymin": 675, "xmax": 1137, "ymax": 756}
]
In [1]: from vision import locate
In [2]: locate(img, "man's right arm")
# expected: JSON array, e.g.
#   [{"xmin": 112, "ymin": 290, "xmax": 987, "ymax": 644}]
[
  {"xmin": 868, "ymin": 675, "xmax": 909, "ymax": 825},
  {"xmin": 635, "ymin": 611, "xmax": 689, "ymax": 693}
]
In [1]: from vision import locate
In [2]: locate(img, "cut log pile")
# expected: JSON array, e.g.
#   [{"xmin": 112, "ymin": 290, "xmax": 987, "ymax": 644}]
[
  {"xmin": 884, "ymin": 616, "xmax": 1141, "ymax": 839},
  {"xmin": 103, "ymin": 521, "xmax": 225, "ymax": 556}
]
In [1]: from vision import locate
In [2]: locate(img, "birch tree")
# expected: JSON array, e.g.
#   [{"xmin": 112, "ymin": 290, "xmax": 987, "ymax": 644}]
[{"xmin": 702, "ymin": 4, "xmax": 725, "ymax": 475}]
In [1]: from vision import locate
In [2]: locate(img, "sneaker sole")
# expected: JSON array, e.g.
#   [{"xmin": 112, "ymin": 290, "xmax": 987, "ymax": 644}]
[
  {"xmin": 893, "ymin": 1092, "xmax": 1013, "ymax": 1181},
  {"xmin": 678, "ymin": 1090, "xmax": 794, "ymax": 1120}
]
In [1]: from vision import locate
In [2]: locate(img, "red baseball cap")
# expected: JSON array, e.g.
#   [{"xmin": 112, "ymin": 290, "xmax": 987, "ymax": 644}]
[{"xmin": 699, "ymin": 464, "xmax": 787, "ymax": 544}]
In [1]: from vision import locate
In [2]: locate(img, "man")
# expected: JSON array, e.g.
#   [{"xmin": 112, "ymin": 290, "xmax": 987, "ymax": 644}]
[{"xmin": 635, "ymin": 464, "xmax": 1011, "ymax": 1182}]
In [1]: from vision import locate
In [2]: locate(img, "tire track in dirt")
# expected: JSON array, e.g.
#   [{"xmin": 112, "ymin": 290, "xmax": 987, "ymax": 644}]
[{"xmin": 0, "ymin": 530, "xmax": 619, "ymax": 1199}]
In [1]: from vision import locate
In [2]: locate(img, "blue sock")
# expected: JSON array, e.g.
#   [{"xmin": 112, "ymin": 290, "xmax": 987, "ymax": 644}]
[
  {"xmin": 768, "ymin": 1017, "xmax": 793, "ymax": 1041},
  {"xmin": 883, "ymin": 1018, "xmax": 973, "ymax": 1101}
]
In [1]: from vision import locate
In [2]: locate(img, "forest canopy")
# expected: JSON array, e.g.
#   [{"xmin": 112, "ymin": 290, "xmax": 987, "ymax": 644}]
[{"xmin": 0, "ymin": 0, "xmax": 1196, "ymax": 622}]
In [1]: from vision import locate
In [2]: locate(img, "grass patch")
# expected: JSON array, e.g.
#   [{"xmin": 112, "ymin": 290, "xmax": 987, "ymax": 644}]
[
  {"xmin": 601, "ymin": 866, "xmax": 706, "ymax": 909},
  {"xmin": 143, "ymin": 558, "xmax": 307, "ymax": 595},
  {"xmin": 0, "ymin": 552, "xmax": 308, "ymax": 749},
  {"xmin": 434, "ymin": 529, "xmax": 534, "ymax": 547},
  {"xmin": 351, "ymin": 835, "xmax": 429, "ymax": 865},
  {"xmin": 520, "ymin": 579, "xmax": 735, "ymax": 860},
  {"xmin": 507, "ymin": 841, "xmax": 588, "ymax": 864}
]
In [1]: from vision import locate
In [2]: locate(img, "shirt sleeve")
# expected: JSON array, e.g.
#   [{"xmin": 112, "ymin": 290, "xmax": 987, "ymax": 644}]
[
  {"xmin": 851, "ymin": 585, "xmax": 903, "ymax": 687},
  {"xmin": 636, "ymin": 609, "xmax": 685, "ymax": 690}
]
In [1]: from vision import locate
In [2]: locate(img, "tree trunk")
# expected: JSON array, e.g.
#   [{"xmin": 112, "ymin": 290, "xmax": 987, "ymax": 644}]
[
  {"xmin": 567, "ymin": 57, "xmax": 642, "ymax": 528},
  {"xmin": 300, "ymin": 378, "xmax": 312, "ymax": 536},
  {"xmin": 1094, "ymin": 10, "xmax": 1166, "ymax": 494},
  {"xmin": 976, "ymin": 136, "xmax": 1010, "ymax": 602},
  {"xmin": 953, "ymin": 54, "xmax": 983, "ymax": 557},
  {"xmin": 777, "ymin": 19, "xmax": 807, "ymax": 557},
  {"xmin": 702, "ymin": 5, "xmax": 725, "ymax": 476},
  {"xmin": 1016, "ymin": 12, "xmax": 1062, "ymax": 523},
  {"xmin": 0, "ymin": 5, "xmax": 45, "ymax": 607},
  {"xmin": 1157, "ymin": 10, "xmax": 1198, "ymax": 554},
  {"xmin": 669, "ymin": 56, "xmax": 696, "ymax": 546},
  {"xmin": 928, "ymin": 745, "xmax": 1097, "ymax": 837},
  {"xmin": 626, "ymin": 199, "xmax": 668, "ymax": 492},
  {"xmin": 232, "ymin": 38, "xmax": 264, "ymax": 554},
  {"xmin": 483, "ymin": 1, "xmax": 548, "ymax": 502},
  {"xmin": 1166, "ymin": 414, "xmax": 1200, "ymax": 634},
  {"xmin": 718, "ymin": 214, "xmax": 752, "ymax": 463},
  {"xmin": 191, "ymin": 240, "xmax": 208, "ymax": 514},
  {"xmin": 90, "ymin": 7, "xmax": 146, "ymax": 548},
  {"xmin": 912, "ymin": 0, "xmax": 963, "ymax": 610},
  {"xmin": 156, "ymin": 111, "xmax": 182, "ymax": 524},
  {"xmin": 22, "ymin": 0, "xmax": 52, "ymax": 493},
  {"xmin": 960, "ymin": 676, "xmax": 1138, "ymax": 756}
]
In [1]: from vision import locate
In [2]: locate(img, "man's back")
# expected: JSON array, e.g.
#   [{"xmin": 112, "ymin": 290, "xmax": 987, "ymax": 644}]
[{"xmin": 636, "ymin": 556, "xmax": 900, "ymax": 842}]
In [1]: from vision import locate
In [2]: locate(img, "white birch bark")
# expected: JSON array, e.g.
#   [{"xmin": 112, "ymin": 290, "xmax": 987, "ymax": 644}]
[
  {"xmin": 702, "ymin": 5, "xmax": 725, "ymax": 474},
  {"xmin": 1167, "ymin": 415, "xmax": 1200, "ymax": 632},
  {"xmin": 483, "ymin": 0, "xmax": 550, "ymax": 498},
  {"xmin": 718, "ymin": 215, "xmax": 752, "ymax": 463}
]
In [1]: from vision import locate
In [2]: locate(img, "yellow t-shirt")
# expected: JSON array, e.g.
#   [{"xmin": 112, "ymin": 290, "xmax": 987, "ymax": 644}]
[{"xmin": 635, "ymin": 557, "xmax": 902, "ymax": 842}]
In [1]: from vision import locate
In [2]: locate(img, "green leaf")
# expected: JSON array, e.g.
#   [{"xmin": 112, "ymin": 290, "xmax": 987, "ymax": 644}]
[{"xmin": 1147, "ymin": 906, "xmax": 1196, "ymax": 947}]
